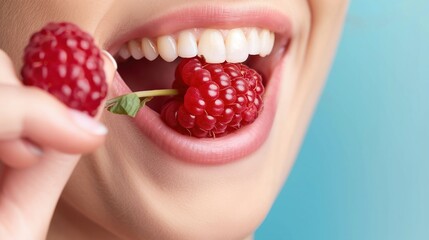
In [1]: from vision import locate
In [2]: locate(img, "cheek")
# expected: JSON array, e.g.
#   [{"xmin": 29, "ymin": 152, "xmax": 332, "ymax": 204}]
[
  {"xmin": 0, "ymin": 0, "xmax": 114, "ymax": 68},
  {"xmin": 308, "ymin": 0, "xmax": 349, "ymax": 16},
  {"xmin": 262, "ymin": 0, "xmax": 349, "ymax": 193}
]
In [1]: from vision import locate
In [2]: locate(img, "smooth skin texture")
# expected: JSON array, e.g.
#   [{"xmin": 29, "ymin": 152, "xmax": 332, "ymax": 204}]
[
  {"xmin": 0, "ymin": 49, "xmax": 116, "ymax": 239},
  {"xmin": 0, "ymin": 0, "xmax": 348, "ymax": 239}
]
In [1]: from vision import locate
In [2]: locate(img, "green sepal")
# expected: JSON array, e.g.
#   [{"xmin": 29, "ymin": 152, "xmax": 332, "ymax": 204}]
[
  {"xmin": 106, "ymin": 93, "xmax": 141, "ymax": 117},
  {"xmin": 105, "ymin": 89, "xmax": 178, "ymax": 118}
]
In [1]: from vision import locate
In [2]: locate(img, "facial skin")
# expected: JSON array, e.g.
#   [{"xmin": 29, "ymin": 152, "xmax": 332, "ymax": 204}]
[{"xmin": 0, "ymin": 0, "xmax": 348, "ymax": 239}]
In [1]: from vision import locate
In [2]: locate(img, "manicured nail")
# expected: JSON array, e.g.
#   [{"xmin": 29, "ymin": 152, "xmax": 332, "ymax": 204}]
[
  {"xmin": 102, "ymin": 50, "xmax": 117, "ymax": 70},
  {"xmin": 69, "ymin": 109, "xmax": 108, "ymax": 135}
]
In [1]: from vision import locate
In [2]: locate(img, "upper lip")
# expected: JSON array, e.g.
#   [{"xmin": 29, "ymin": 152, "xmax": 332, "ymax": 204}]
[
  {"xmin": 105, "ymin": 3, "xmax": 292, "ymax": 55},
  {"xmin": 106, "ymin": 3, "xmax": 292, "ymax": 165}
]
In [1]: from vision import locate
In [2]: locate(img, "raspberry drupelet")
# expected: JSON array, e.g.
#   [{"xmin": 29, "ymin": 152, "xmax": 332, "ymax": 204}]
[{"xmin": 161, "ymin": 57, "xmax": 265, "ymax": 138}]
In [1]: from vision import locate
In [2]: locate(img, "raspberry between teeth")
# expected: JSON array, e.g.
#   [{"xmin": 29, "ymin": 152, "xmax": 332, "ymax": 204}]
[
  {"xmin": 106, "ymin": 56, "xmax": 265, "ymax": 138},
  {"xmin": 21, "ymin": 22, "xmax": 107, "ymax": 117}
]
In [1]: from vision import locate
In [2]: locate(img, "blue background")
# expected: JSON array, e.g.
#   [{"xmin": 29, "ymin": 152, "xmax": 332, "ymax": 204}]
[{"xmin": 256, "ymin": 1, "xmax": 429, "ymax": 239}]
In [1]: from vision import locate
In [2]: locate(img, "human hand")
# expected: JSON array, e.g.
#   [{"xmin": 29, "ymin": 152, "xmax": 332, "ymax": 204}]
[{"xmin": 0, "ymin": 49, "xmax": 116, "ymax": 239}]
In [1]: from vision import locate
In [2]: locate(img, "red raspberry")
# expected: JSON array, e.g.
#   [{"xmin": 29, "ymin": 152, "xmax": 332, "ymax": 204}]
[
  {"xmin": 21, "ymin": 22, "xmax": 107, "ymax": 116},
  {"xmin": 161, "ymin": 57, "xmax": 264, "ymax": 138}
]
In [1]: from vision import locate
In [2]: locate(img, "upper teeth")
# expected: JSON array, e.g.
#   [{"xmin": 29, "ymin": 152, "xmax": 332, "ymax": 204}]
[{"xmin": 117, "ymin": 27, "xmax": 275, "ymax": 63}]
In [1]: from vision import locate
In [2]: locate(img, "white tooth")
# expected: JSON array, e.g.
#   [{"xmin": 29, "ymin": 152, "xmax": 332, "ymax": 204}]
[
  {"xmin": 177, "ymin": 30, "xmax": 198, "ymax": 58},
  {"xmin": 247, "ymin": 28, "xmax": 260, "ymax": 55},
  {"xmin": 141, "ymin": 38, "xmax": 159, "ymax": 61},
  {"xmin": 269, "ymin": 32, "xmax": 275, "ymax": 53},
  {"xmin": 128, "ymin": 40, "xmax": 144, "ymax": 60},
  {"xmin": 157, "ymin": 35, "xmax": 178, "ymax": 62},
  {"xmin": 198, "ymin": 29, "xmax": 226, "ymax": 63},
  {"xmin": 259, "ymin": 29, "xmax": 275, "ymax": 57},
  {"xmin": 118, "ymin": 45, "xmax": 131, "ymax": 59},
  {"xmin": 225, "ymin": 28, "xmax": 248, "ymax": 63}
]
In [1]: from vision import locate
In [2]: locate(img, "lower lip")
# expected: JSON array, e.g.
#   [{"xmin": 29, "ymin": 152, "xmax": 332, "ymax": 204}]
[{"xmin": 111, "ymin": 57, "xmax": 285, "ymax": 165}]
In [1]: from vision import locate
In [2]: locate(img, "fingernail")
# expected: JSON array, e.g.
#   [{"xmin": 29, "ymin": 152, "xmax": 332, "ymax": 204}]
[
  {"xmin": 102, "ymin": 50, "xmax": 117, "ymax": 70},
  {"xmin": 69, "ymin": 110, "xmax": 108, "ymax": 135}
]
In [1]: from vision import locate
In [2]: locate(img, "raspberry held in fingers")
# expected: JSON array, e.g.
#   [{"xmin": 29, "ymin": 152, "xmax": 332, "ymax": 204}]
[{"xmin": 21, "ymin": 22, "xmax": 107, "ymax": 116}]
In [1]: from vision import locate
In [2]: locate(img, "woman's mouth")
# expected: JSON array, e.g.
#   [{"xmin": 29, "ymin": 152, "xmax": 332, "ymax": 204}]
[{"xmin": 105, "ymin": 5, "xmax": 292, "ymax": 165}]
